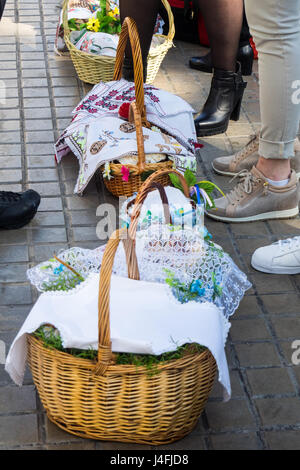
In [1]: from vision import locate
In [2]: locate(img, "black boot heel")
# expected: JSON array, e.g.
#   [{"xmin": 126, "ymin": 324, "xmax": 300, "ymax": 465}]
[
  {"xmin": 194, "ymin": 63, "xmax": 247, "ymax": 137},
  {"xmin": 230, "ymin": 96, "xmax": 243, "ymax": 121}
]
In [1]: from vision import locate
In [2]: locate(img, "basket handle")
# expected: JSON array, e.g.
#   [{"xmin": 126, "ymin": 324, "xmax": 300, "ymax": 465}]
[
  {"xmin": 161, "ymin": 0, "xmax": 175, "ymax": 42},
  {"xmin": 128, "ymin": 101, "xmax": 146, "ymax": 174},
  {"xmin": 128, "ymin": 168, "xmax": 190, "ymax": 241},
  {"xmin": 126, "ymin": 181, "xmax": 172, "ymax": 225},
  {"xmin": 95, "ymin": 228, "xmax": 138, "ymax": 376},
  {"xmin": 113, "ymin": 17, "xmax": 147, "ymax": 125}
]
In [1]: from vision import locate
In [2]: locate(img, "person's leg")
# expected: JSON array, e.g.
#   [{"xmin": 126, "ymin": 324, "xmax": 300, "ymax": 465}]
[
  {"xmin": 193, "ymin": 0, "xmax": 248, "ymax": 137},
  {"xmin": 119, "ymin": 0, "xmax": 160, "ymax": 81},
  {"xmin": 245, "ymin": 0, "xmax": 300, "ymax": 180},
  {"xmin": 198, "ymin": 0, "xmax": 243, "ymax": 71},
  {"xmin": 206, "ymin": 0, "xmax": 300, "ymax": 223},
  {"xmin": 190, "ymin": 7, "xmax": 253, "ymax": 76}
]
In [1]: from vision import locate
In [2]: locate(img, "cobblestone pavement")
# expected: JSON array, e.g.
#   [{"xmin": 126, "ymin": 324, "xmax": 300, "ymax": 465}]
[{"xmin": 0, "ymin": 0, "xmax": 300, "ymax": 451}]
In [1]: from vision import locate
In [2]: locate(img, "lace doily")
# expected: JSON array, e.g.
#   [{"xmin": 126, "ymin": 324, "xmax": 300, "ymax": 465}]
[{"xmin": 27, "ymin": 226, "xmax": 251, "ymax": 319}]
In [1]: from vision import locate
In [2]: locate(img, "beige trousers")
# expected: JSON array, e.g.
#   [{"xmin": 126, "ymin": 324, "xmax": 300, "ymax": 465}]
[{"xmin": 244, "ymin": 0, "xmax": 300, "ymax": 160}]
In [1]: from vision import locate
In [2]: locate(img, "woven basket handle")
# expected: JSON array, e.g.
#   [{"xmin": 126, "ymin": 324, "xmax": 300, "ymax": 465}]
[
  {"xmin": 126, "ymin": 181, "xmax": 172, "ymax": 225},
  {"xmin": 128, "ymin": 101, "xmax": 146, "ymax": 174},
  {"xmin": 95, "ymin": 228, "xmax": 137, "ymax": 376},
  {"xmin": 113, "ymin": 17, "xmax": 147, "ymax": 124},
  {"xmin": 129, "ymin": 168, "xmax": 190, "ymax": 240}
]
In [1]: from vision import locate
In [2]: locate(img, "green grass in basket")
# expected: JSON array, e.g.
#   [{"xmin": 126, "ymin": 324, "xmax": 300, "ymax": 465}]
[{"xmin": 33, "ymin": 327, "xmax": 206, "ymax": 375}]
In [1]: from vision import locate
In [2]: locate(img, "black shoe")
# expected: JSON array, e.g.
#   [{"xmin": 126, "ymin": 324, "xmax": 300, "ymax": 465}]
[
  {"xmin": 189, "ymin": 44, "xmax": 254, "ymax": 76},
  {"xmin": 0, "ymin": 189, "xmax": 41, "ymax": 229},
  {"xmin": 194, "ymin": 63, "xmax": 247, "ymax": 137}
]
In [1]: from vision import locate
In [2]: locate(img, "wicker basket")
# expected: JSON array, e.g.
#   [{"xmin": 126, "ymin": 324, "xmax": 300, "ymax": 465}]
[
  {"xmin": 63, "ymin": 0, "xmax": 175, "ymax": 85},
  {"xmin": 27, "ymin": 170, "xmax": 217, "ymax": 445},
  {"xmin": 100, "ymin": 17, "xmax": 174, "ymax": 198}
]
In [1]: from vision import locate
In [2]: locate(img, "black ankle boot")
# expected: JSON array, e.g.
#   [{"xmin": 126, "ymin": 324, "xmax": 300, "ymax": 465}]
[
  {"xmin": 122, "ymin": 56, "xmax": 148, "ymax": 82},
  {"xmin": 0, "ymin": 189, "xmax": 40, "ymax": 229},
  {"xmin": 189, "ymin": 43, "xmax": 254, "ymax": 76},
  {"xmin": 194, "ymin": 63, "xmax": 247, "ymax": 137}
]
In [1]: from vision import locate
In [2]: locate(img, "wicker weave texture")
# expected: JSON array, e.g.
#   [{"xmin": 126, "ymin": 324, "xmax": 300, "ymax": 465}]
[
  {"xmin": 27, "ymin": 335, "xmax": 216, "ymax": 444},
  {"xmin": 63, "ymin": 0, "xmax": 174, "ymax": 85},
  {"xmin": 27, "ymin": 223, "xmax": 217, "ymax": 444}
]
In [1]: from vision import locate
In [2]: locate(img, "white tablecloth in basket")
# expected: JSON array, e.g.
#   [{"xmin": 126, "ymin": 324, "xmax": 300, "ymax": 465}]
[{"xmin": 5, "ymin": 273, "xmax": 231, "ymax": 400}]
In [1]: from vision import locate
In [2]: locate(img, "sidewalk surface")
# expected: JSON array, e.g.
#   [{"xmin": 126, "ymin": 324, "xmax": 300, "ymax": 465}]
[{"xmin": 1, "ymin": 0, "xmax": 300, "ymax": 451}]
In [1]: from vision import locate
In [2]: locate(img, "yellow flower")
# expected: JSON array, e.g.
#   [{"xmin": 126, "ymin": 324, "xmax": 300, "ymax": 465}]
[
  {"xmin": 108, "ymin": 6, "xmax": 119, "ymax": 18},
  {"xmin": 86, "ymin": 18, "xmax": 100, "ymax": 32}
]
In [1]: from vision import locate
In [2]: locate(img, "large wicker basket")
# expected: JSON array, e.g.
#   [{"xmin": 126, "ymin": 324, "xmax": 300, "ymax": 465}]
[
  {"xmin": 100, "ymin": 17, "xmax": 174, "ymax": 198},
  {"xmin": 63, "ymin": 0, "xmax": 175, "ymax": 85},
  {"xmin": 27, "ymin": 170, "xmax": 217, "ymax": 445}
]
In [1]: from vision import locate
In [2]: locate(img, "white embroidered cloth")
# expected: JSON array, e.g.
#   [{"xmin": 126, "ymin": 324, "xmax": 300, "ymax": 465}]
[
  {"xmin": 55, "ymin": 113, "xmax": 195, "ymax": 193},
  {"xmin": 5, "ymin": 273, "xmax": 231, "ymax": 400},
  {"xmin": 71, "ymin": 79, "xmax": 197, "ymax": 150}
]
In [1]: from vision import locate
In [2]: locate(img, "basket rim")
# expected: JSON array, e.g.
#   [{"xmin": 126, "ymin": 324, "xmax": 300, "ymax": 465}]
[
  {"xmin": 27, "ymin": 333, "xmax": 212, "ymax": 376},
  {"xmin": 62, "ymin": 0, "xmax": 174, "ymax": 62}
]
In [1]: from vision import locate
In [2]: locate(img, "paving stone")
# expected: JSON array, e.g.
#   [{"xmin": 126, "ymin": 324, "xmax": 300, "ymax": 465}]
[
  {"xmin": 0, "ymin": 264, "xmax": 29, "ymax": 283},
  {"xmin": 210, "ymin": 432, "xmax": 261, "ymax": 450},
  {"xmin": 260, "ymin": 294, "xmax": 300, "ymax": 315},
  {"xmin": 0, "ymin": 414, "xmax": 38, "ymax": 446},
  {"xmin": 33, "ymin": 244, "xmax": 68, "ymax": 262},
  {"xmin": 31, "ymin": 227, "xmax": 67, "ymax": 243},
  {"xmin": 0, "ymin": 245, "xmax": 29, "ymax": 263},
  {"xmin": 205, "ymin": 399, "xmax": 256, "ymax": 431},
  {"xmin": 251, "ymin": 272, "xmax": 295, "ymax": 294},
  {"xmin": 31, "ymin": 211, "xmax": 65, "ymax": 226},
  {"xmin": 0, "ymin": 284, "xmax": 32, "ymax": 305},
  {"xmin": 230, "ymin": 318, "xmax": 271, "ymax": 342},
  {"xmin": 24, "ymin": 108, "xmax": 51, "ymax": 119},
  {"xmin": 23, "ymin": 97, "xmax": 50, "ymax": 108},
  {"xmin": 27, "ymin": 156, "xmax": 56, "ymax": 168},
  {"xmin": 27, "ymin": 168, "xmax": 58, "ymax": 182},
  {"xmin": 25, "ymin": 119, "xmax": 53, "ymax": 131},
  {"xmin": 271, "ymin": 317, "xmax": 300, "ymax": 340},
  {"xmin": 235, "ymin": 342, "xmax": 281, "ymax": 368},
  {"xmin": 27, "ymin": 182, "xmax": 60, "ymax": 196},
  {"xmin": 264, "ymin": 430, "xmax": 300, "ymax": 450},
  {"xmin": 0, "ymin": 305, "xmax": 31, "ymax": 330},
  {"xmin": 246, "ymin": 367, "xmax": 295, "ymax": 396},
  {"xmin": 255, "ymin": 397, "xmax": 300, "ymax": 426},
  {"xmin": 38, "ymin": 197, "xmax": 63, "ymax": 211},
  {"xmin": 26, "ymin": 143, "xmax": 55, "ymax": 155},
  {"xmin": 234, "ymin": 296, "xmax": 261, "ymax": 318},
  {"xmin": 0, "ymin": 385, "xmax": 36, "ymax": 413}
]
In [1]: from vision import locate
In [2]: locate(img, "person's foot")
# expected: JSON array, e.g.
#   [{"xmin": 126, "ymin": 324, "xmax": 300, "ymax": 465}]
[
  {"xmin": 251, "ymin": 236, "xmax": 300, "ymax": 274},
  {"xmin": 194, "ymin": 64, "xmax": 247, "ymax": 137},
  {"xmin": 189, "ymin": 44, "xmax": 254, "ymax": 76},
  {"xmin": 205, "ymin": 166, "xmax": 300, "ymax": 223},
  {"xmin": 212, "ymin": 134, "xmax": 300, "ymax": 179},
  {"xmin": 0, "ymin": 189, "xmax": 41, "ymax": 229}
]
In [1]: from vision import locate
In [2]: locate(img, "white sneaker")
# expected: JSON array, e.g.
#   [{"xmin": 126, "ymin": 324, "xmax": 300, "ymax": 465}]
[{"xmin": 251, "ymin": 236, "xmax": 300, "ymax": 274}]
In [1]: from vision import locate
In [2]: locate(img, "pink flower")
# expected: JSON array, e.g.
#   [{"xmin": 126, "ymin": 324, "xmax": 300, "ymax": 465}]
[
  {"xmin": 121, "ymin": 165, "xmax": 130, "ymax": 182},
  {"xmin": 88, "ymin": 108, "xmax": 97, "ymax": 114},
  {"xmin": 89, "ymin": 94, "xmax": 98, "ymax": 101}
]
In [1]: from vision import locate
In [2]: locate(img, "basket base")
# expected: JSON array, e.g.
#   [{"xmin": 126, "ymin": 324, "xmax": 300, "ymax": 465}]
[{"xmin": 46, "ymin": 411, "xmax": 202, "ymax": 445}]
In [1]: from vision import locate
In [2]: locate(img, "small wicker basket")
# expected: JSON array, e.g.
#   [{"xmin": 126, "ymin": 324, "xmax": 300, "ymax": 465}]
[
  {"xmin": 100, "ymin": 16, "xmax": 174, "ymax": 198},
  {"xmin": 27, "ymin": 170, "xmax": 217, "ymax": 445},
  {"xmin": 63, "ymin": 0, "xmax": 175, "ymax": 85}
]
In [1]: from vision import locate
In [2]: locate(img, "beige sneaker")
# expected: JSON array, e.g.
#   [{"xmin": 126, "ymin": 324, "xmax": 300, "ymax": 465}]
[
  {"xmin": 212, "ymin": 134, "xmax": 300, "ymax": 179},
  {"xmin": 206, "ymin": 166, "xmax": 300, "ymax": 223}
]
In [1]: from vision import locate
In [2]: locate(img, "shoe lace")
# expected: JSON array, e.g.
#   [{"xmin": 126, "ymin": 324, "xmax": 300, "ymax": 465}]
[
  {"xmin": 276, "ymin": 236, "xmax": 300, "ymax": 252},
  {"xmin": 226, "ymin": 170, "xmax": 262, "ymax": 204},
  {"xmin": 233, "ymin": 134, "xmax": 259, "ymax": 164},
  {"xmin": 0, "ymin": 191, "xmax": 21, "ymax": 203}
]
